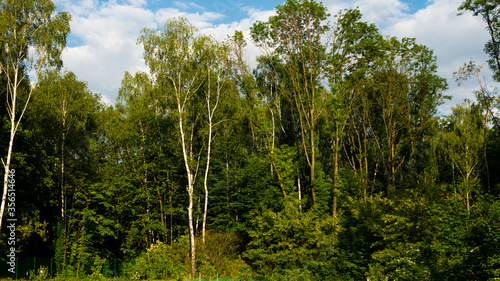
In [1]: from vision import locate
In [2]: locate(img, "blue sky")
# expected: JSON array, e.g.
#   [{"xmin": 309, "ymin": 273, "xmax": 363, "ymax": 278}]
[
  {"xmin": 404, "ymin": 0, "xmax": 429, "ymax": 13},
  {"xmin": 53, "ymin": 0, "xmax": 494, "ymax": 115}
]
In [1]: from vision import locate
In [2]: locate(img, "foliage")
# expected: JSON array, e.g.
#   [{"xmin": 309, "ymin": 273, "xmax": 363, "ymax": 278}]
[
  {"xmin": 244, "ymin": 198, "xmax": 335, "ymax": 280},
  {"xmin": 459, "ymin": 0, "xmax": 500, "ymax": 82},
  {"xmin": 32, "ymin": 266, "xmax": 49, "ymax": 281},
  {"xmin": 2, "ymin": 0, "xmax": 500, "ymax": 280},
  {"xmin": 124, "ymin": 239, "xmax": 188, "ymax": 280}
]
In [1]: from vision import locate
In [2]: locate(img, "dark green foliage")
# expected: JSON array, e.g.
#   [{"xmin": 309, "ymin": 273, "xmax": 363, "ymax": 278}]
[
  {"xmin": 486, "ymin": 125, "xmax": 500, "ymax": 195},
  {"xmin": 1, "ymin": 0, "xmax": 500, "ymax": 280},
  {"xmin": 244, "ymin": 199, "xmax": 333, "ymax": 280}
]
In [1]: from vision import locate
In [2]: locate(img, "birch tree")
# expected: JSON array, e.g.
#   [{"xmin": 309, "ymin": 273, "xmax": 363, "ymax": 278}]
[
  {"xmin": 0, "ymin": 0, "xmax": 70, "ymax": 230},
  {"xmin": 139, "ymin": 17, "xmax": 207, "ymax": 277},
  {"xmin": 439, "ymin": 101, "xmax": 485, "ymax": 215},
  {"xmin": 454, "ymin": 61, "xmax": 500, "ymax": 193},
  {"xmin": 199, "ymin": 38, "xmax": 233, "ymax": 244}
]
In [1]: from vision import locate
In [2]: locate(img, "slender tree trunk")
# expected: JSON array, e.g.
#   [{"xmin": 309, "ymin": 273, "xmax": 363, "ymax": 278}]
[
  {"xmin": 60, "ymin": 129, "xmax": 69, "ymax": 265},
  {"xmin": 0, "ymin": 69, "xmax": 18, "ymax": 231},
  {"xmin": 0, "ymin": 107, "xmax": 16, "ymax": 231},
  {"xmin": 155, "ymin": 176, "xmax": 165, "ymax": 230},
  {"xmin": 483, "ymin": 117, "xmax": 490, "ymax": 194},
  {"xmin": 202, "ymin": 71, "xmax": 219, "ymax": 245},
  {"xmin": 333, "ymin": 123, "xmax": 339, "ymax": 226},
  {"xmin": 485, "ymin": 12, "xmax": 500, "ymax": 74},
  {"xmin": 202, "ymin": 122, "xmax": 211, "ymax": 244},
  {"xmin": 178, "ymin": 103, "xmax": 196, "ymax": 277},
  {"xmin": 168, "ymin": 170, "xmax": 173, "ymax": 245},
  {"xmin": 187, "ymin": 185, "xmax": 196, "ymax": 278},
  {"xmin": 310, "ymin": 118, "xmax": 316, "ymax": 204},
  {"xmin": 196, "ymin": 194, "xmax": 200, "ymax": 236},
  {"xmin": 61, "ymin": 132, "xmax": 66, "ymax": 219},
  {"xmin": 298, "ymin": 175, "xmax": 302, "ymax": 213}
]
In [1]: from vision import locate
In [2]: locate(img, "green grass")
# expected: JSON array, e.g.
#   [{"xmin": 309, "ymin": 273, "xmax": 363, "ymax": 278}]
[{"xmin": 0, "ymin": 277, "xmax": 182, "ymax": 281}]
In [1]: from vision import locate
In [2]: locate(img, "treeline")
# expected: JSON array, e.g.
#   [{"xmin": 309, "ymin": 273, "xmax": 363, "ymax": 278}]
[{"xmin": 2, "ymin": 0, "xmax": 500, "ymax": 280}]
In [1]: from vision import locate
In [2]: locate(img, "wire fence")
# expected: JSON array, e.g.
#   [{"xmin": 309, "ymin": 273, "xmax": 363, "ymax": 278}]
[
  {"xmin": 0, "ymin": 257, "xmax": 130, "ymax": 279},
  {"xmin": 0, "ymin": 258, "xmax": 243, "ymax": 280}
]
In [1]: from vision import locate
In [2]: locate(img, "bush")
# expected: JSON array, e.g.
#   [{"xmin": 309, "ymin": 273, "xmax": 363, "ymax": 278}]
[{"xmin": 124, "ymin": 238, "xmax": 188, "ymax": 280}]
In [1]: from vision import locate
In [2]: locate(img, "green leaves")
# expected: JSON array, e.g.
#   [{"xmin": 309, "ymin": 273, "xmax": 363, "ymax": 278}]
[
  {"xmin": 459, "ymin": 0, "xmax": 500, "ymax": 81},
  {"xmin": 3, "ymin": 1, "xmax": 500, "ymax": 280},
  {"xmin": 244, "ymin": 199, "xmax": 328, "ymax": 279},
  {"xmin": 0, "ymin": 0, "xmax": 71, "ymax": 70}
]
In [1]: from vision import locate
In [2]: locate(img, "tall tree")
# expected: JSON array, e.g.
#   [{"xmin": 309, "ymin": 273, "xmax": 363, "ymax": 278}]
[
  {"xmin": 438, "ymin": 101, "xmax": 485, "ymax": 215},
  {"xmin": 34, "ymin": 70, "xmax": 95, "ymax": 220},
  {"xmin": 199, "ymin": 38, "xmax": 234, "ymax": 244},
  {"xmin": 359, "ymin": 37, "xmax": 447, "ymax": 195},
  {"xmin": 32, "ymin": 69, "xmax": 102, "ymax": 261},
  {"xmin": 0, "ymin": 0, "xmax": 70, "ymax": 230},
  {"xmin": 454, "ymin": 61, "xmax": 500, "ymax": 193},
  {"xmin": 251, "ymin": 0, "xmax": 331, "ymax": 205},
  {"xmin": 139, "ymin": 17, "xmax": 208, "ymax": 277},
  {"xmin": 326, "ymin": 8, "xmax": 382, "ymax": 217}
]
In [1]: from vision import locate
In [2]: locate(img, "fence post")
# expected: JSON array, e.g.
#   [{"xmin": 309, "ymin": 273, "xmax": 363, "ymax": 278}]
[
  {"xmin": 114, "ymin": 259, "xmax": 116, "ymax": 277},
  {"xmin": 34, "ymin": 257, "xmax": 36, "ymax": 274}
]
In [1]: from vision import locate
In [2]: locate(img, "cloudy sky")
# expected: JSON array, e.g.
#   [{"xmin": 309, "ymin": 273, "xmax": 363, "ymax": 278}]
[{"xmin": 53, "ymin": 0, "xmax": 496, "ymax": 115}]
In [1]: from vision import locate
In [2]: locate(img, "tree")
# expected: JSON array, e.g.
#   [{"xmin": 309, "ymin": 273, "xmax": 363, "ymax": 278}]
[
  {"xmin": 244, "ymin": 199, "xmax": 330, "ymax": 280},
  {"xmin": 32, "ymin": 69, "xmax": 103, "ymax": 261},
  {"xmin": 326, "ymin": 8, "xmax": 382, "ymax": 216},
  {"xmin": 102, "ymin": 81, "xmax": 184, "ymax": 257},
  {"xmin": 454, "ymin": 61, "xmax": 500, "ymax": 193},
  {"xmin": 356, "ymin": 37, "xmax": 447, "ymax": 195},
  {"xmin": 0, "ymin": 0, "xmax": 71, "ymax": 231},
  {"xmin": 459, "ymin": 0, "xmax": 500, "ymax": 82},
  {"xmin": 251, "ymin": 0, "xmax": 331, "ymax": 205},
  {"xmin": 139, "ymin": 17, "xmax": 208, "ymax": 277},
  {"xmin": 199, "ymin": 38, "xmax": 234, "ymax": 245},
  {"xmin": 438, "ymin": 101, "xmax": 485, "ymax": 215},
  {"xmin": 34, "ymin": 70, "xmax": 97, "ymax": 219}
]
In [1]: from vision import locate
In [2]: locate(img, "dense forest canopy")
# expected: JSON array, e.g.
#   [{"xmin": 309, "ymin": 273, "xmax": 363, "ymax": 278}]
[{"xmin": 1, "ymin": 0, "xmax": 500, "ymax": 280}]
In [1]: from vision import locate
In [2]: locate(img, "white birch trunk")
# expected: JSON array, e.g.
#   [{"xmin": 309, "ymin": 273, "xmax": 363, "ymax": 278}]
[
  {"xmin": 203, "ymin": 69, "xmax": 220, "ymax": 244},
  {"xmin": 202, "ymin": 107, "xmax": 212, "ymax": 245},
  {"xmin": 0, "ymin": 75, "xmax": 17, "ymax": 230},
  {"xmin": 178, "ymin": 96, "xmax": 197, "ymax": 278},
  {"xmin": 298, "ymin": 176, "xmax": 302, "ymax": 213},
  {"xmin": 60, "ymin": 130, "xmax": 66, "ymax": 219}
]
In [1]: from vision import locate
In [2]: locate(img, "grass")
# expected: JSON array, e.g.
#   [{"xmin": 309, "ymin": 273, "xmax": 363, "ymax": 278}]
[{"xmin": 0, "ymin": 277, "xmax": 181, "ymax": 281}]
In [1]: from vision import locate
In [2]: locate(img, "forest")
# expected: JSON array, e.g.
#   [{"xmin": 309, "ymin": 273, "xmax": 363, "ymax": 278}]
[{"xmin": 1, "ymin": 0, "xmax": 500, "ymax": 280}]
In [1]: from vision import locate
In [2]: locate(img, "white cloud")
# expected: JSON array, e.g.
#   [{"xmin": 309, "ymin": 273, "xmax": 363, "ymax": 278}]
[
  {"xmin": 54, "ymin": 0, "xmax": 99, "ymax": 16},
  {"xmin": 154, "ymin": 8, "xmax": 225, "ymax": 29},
  {"xmin": 173, "ymin": 1, "xmax": 205, "ymax": 10},
  {"xmin": 355, "ymin": 0, "xmax": 409, "ymax": 26},
  {"xmin": 100, "ymin": 94, "xmax": 113, "ymax": 106},
  {"xmin": 58, "ymin": 1, "xmax": 229, "ymax": 103},
  {"xmin": 127, "ymin": 0, "xmax": 146, "ymax": 7},
  {"xmin": 60, "ymin": 1, "xmax": 155, "ymax": 102},
  {"xmin": 173, "ymin": 1, "xmax": 189, "ymax": 10},
  {"xmin": 198, "ymin": 7, "xmax": 277, "ymax": 69},
  {"xmin": 56, "ymin": 0, "xmax": 498, "ymax": 115}
]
